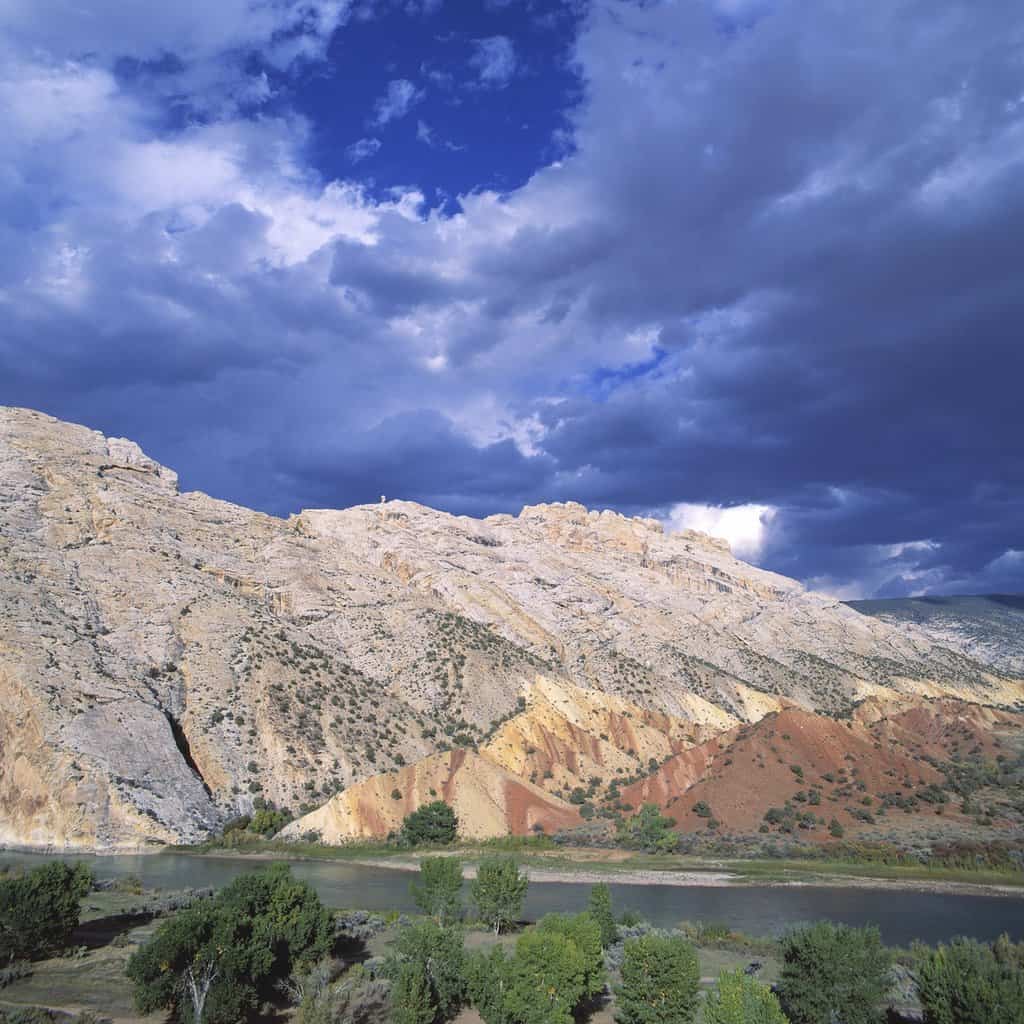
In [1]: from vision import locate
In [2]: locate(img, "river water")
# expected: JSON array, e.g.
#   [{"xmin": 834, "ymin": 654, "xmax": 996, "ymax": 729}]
[{"xmin": 2, "ymin": 851, "xmax": 1019, "ymax": 947}]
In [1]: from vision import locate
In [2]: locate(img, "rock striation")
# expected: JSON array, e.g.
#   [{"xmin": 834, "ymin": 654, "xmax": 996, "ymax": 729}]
[{"xmin": 1, "ymin": 406, "xmax": 1021, "ymax": 850}]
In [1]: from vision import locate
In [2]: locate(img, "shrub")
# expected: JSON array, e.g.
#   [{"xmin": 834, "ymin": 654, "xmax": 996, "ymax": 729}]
[
  {"xmin": 616, "ymin": 804, "xmax": 678, "ymax": 853},
  {"xmin": 411, "ymin": 857, "xmax": 463, "ymax": 925},
  {"xmin": 249, "ymin": 807, "xmax": 289, "ymax": 836},
  {"xmin": 704, "ymin": 969, "xmax": 788, "ymax": 1024},
  {"xmin": 400, "ymin": 801, "xmax": 459, "ymax": 846},
  {"xmin": 0, "ymin": 861, "xmax": 92, "ymax": 961},
  {"xmin": 914, "ymin": 935, "xmax": 1024, "ymax": 1024},
  {"xmin": 614, "ymin": 934, "xmax": 699, "ymax": 1024},
  {"xmin": 778, "ymin": 922, "xmax": 891, "ymax": 1024},
  {"xmin": 471, "ymin": 856, "xmax": 529, "ymax": 935}
]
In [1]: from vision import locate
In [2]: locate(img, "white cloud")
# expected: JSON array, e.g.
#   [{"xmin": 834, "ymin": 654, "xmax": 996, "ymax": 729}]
[
  {"xmin": 346, "ymin": 137, "xmax": 382, "ymax": 163},
  {"xmin": 665, "ymin": 503, "xmax": 778, "ymax": 561},
  {"xmin": 372, "ymin": 79, "xmax": 424, "ymax": 126},
  {"xmin": 469, "ymin": 36, "xmax": 517, "ymax": 88}
]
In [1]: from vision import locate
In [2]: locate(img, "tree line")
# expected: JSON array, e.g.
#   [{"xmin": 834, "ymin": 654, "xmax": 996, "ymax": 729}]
[{"xmin": 1, "ymin": 855, "xmax": 1023, "ymax": 1023}]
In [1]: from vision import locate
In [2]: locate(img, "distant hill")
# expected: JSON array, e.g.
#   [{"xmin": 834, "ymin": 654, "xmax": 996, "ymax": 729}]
[
  {"xmin": 2, "ymin": 405, "xmax": 1022, "ymax": 851},
  {"xmin": 848, "ymin": 595, "xmax": 1024, "ymax": 676}
]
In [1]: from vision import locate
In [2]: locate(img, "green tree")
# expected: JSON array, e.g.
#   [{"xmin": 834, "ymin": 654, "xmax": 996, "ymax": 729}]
[
  {"xmin": 127, "ymin": 900, "xmax": 257, "ymax": 1024},
  {"xmin": 127, "ymin": 865, "xmax": 332, "ymax": 1024},
  {"xmin": 504, "ymin": 930, "xmax": 588, "ymax": 1024},
  {"xmin": 465, "ymin": 947, "xmax": 513, "ymax": 1024},
  {"xmin": 411, "ymin": 857, "xmax": 464, "ymax": 925},
  {"xmin": 392, "ymin": 961, "xmax": 437, "ymax": 1024},
  {"xmin": 537, "ymin": 913, "xmax": 605, "ymax": 999},
  {"xmin": 472, "ymin": 856, "xmax": 529, "ymax": 934},
  {"xmin": 616, "ymin": 804, "xmax": 677, "ymax": 853},
  {"xmin": 587, "ymin": 883, "xmax": 617, "ymax": 948},
  {"xmin": 401, "ymin": 801, "xmax": 460, "ymax": 846},
  {"xmin": 704, "ymin": 969, "xmax": 789, "ymax": 1024},
  {"xmin": 248, "ymin": 807, "xmax": 289, "ymax": 836},
  {"xmin": 0, "ymin": 861, "xmax": 92, "ymax": 961},
  {"xmin": 778, "ymin": 922, "xmax": 891, "ymax": 1024},
  {"xmin": 914, "ymin": 936, "xmax": 1024, "ymax": 1024},
  {"xmin": 388, "ymin": 920, "xmax": 467, "ymax": 1022},
  {"xmin": 614, "ymin": 933, "xmax": 700, "ymax": 1024}
]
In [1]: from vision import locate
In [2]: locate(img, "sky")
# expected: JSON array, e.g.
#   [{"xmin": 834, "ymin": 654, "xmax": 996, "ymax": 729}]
[{"xmin": 1, "ymin": 0, "xmax": 1022, "ymax": 599}]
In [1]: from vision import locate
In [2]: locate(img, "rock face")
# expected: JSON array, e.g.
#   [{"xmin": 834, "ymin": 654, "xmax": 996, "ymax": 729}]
[
  {"xmin": 850, "ymin": 595, "xmax": 1024, "ymax": 676},
  {"xmin": 1, "ymin": 406, "xmax": 1022, "ymax": 850}
]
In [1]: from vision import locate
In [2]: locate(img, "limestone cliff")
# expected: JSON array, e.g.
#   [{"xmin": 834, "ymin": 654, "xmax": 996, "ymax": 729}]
[{"xmin": 1, "ymin": 406, "xmax": 1021, "ymax": 849}]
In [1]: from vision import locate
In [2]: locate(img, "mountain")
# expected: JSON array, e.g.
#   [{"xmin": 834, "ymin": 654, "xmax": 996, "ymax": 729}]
[
  {"xmin": 1, "ymin": 406, "xmax": 1022, "ymax": 851},
  {"xmin": 849, "ymin": 595, "xmax": 1024, "ymax": 676}
]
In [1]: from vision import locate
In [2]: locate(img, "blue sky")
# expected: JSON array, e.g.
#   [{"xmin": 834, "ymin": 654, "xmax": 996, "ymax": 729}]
[{"xmin": 1, "ymin": 0, "xmax": 1022, "ymax": 598}]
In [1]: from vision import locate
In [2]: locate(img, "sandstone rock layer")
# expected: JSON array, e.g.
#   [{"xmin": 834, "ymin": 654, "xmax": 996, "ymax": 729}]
[{"xmin": 1, "ymin": 406, "xmax": 1021, "ymax": 849}]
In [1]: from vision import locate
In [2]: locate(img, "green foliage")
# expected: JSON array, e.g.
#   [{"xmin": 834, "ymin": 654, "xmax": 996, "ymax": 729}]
[
  {"xmin": 388, "ymin": 920, "xmax": 467, "ymax": 1023},
  {"xmin": 614, "ymin": 933, "xmax": 699, "ymax": 1024},
  {"xmin": 400, "ymin": 801, "xmax": 460, "ymax": 846},
  {"xmin": 248, "ymin": 807, "xmax": 289, "ymax": 836},
  {"xmin": 778, "ymin": 922, "xmax": 891, "ymax": 1024},
  {"xmin": 127, "ymin": 864, "xmax": 332, "ymax": 1024},
  {"xmin": 914, "ymin": 935, "xmax": 1024, "ymax": 1024},
  {"xmin": 466, "ymin": 913, "xmax": 604, "ymax": 1024},
  {"xmin": 536, "ymin": 913, "xmax": 605, "ymax": 998},
  {"xmin": 503, "ymin": 930, "xmax": 588, "ymax": 1024},
  {"xmin": 471, "ymin": 856, "xmax": 529, "ymax": 934},
  {"xmin": 616, "ymin": 803, "xmax": 678, "ymax": 852},
  {"xmin": 0, "ymin": 861, "xmax": 92, "ymax": 961},
  {"xmin": 703, "ymin": 969, "xmax": 789, "ymax": 1024},
  {"xmin": 392, "ymin": 962, "xmax": 436, "ymax": 1024},
  {"xmin": 587, "ymin": 883, "xmax": 617, "ymax": 948},
  {"xmin": 465, "ymin": 947, "xmax": 513, "ymax": 1024},
  {"xmin": 411, "ymin": 857, "xmax": 464, "ymax": 925}
]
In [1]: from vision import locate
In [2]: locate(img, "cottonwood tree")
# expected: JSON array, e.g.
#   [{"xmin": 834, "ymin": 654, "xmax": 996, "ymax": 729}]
[
  {"xmin": 914, "ymin": 935, "xmax": 1024, "ymax": 1024},
  {"xmin": 587, "ymin": 883, "xmax": 617, "ymax": 948},
  {"xmin": 703, "ymin": 969, "xmax": 788, "ymax": 1024},
  {"xmin": 411, "ymin": 857, "xmax": 464, "ymax": 925},
  {"xmin": 778, "ymin": 922, "xmax": 892, "ymax": 1024},
  {"xmin": 386, "ymin": 919, "xmax": 467, "ymax": 1023},
  {"xmin": 614, "ymin": 934, "xmax": 700, "ymax": 1024},
  {"xmin": 471, "ymin": 856, "xmax": 529, "ymax": 934}
]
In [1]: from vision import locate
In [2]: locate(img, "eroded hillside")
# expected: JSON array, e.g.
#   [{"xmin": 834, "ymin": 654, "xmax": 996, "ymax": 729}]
[{"xmin": 1, "ymin": 406, "xmax": 1022, "ymax": 850}]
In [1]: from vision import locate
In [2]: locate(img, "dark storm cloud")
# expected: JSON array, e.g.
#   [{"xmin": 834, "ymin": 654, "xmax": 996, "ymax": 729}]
[{"xmin": 0, "ymin": 0, "xmax": 1022, "ymax": 596}]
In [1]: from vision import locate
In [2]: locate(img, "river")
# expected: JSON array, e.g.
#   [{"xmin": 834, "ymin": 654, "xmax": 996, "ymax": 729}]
[{"xmin": 2, "ymin": 850, "xmax": 1020, "ymax": 947}]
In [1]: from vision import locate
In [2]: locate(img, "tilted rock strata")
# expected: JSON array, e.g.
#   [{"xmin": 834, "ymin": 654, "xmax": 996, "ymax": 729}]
[
  {"xmin": 281, "ymin": 748, "xmax": 583, "ymax": 842},
  {"xmin": 1, "ymin": 406, "xmax": 1022, "ymax": 850}
]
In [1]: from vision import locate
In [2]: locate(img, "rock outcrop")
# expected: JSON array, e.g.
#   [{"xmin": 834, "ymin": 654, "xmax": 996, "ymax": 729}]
[{"xmin": 1, "ymin": 406, "xmax": 1022, "ymax": 850}]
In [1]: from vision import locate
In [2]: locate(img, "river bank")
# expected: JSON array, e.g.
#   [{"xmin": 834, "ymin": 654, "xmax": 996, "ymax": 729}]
[
  {"xmin": 6, "ymin": 839, "xmax": 1024, "ymax": 898},
  {"xmin": 180, "ymin": 843, "xmax": 1024, "ymax": 898}
]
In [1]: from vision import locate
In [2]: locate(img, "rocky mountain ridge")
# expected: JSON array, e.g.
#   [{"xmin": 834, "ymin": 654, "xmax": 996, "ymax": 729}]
[{"xmin": 1, "ymin": 406, "xmax": 1021, "ymax": 850}]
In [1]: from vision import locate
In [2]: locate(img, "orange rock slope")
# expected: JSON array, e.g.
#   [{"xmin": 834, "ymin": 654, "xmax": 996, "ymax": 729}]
[
  {"xmin": 625, "ymin": 697, "xmax": 1024, "ymax": 837},
  {"xmin": 287, "ymin": 687, "xmax": 1024, "ymax": 843}
]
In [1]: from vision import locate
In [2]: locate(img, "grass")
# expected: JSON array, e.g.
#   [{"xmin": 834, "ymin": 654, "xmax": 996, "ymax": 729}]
[{"xmin": 0, "ymin": 918, "xmax": 161, "ymax": 1022}]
